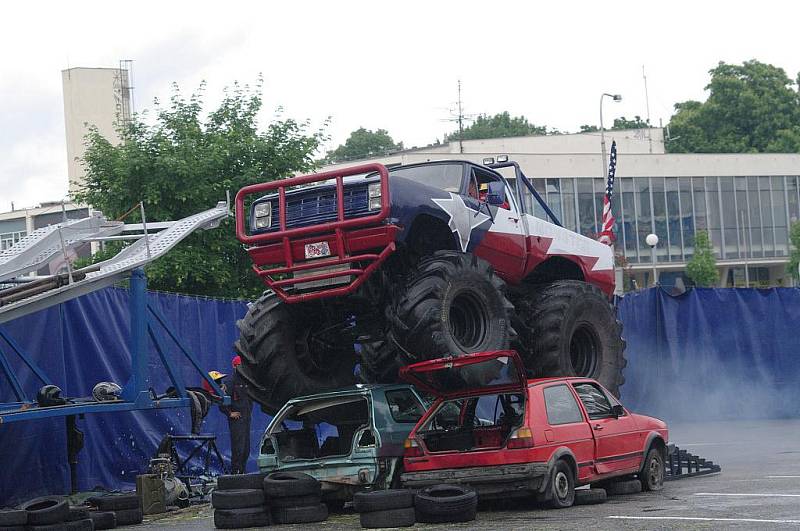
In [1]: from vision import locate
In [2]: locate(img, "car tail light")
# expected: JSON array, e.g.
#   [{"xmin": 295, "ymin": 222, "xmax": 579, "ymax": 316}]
[
  {"xmin": 507, "ymin": 427, "xmax": 534, "ymax": 449},
  {"xmin": 403, "ymin": 438, "xmax": 423, "ymax": 458}
]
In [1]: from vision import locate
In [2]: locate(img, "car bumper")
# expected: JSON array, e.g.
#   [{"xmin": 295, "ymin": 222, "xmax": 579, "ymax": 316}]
[{"xmin": 401, "ymin": 463, "xmax": 549, "ymax": 497}]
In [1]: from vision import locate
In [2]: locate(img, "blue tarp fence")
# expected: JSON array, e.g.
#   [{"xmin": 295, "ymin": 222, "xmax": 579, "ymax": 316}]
[
  {"xmin": 1, "ymin": 285, "xmax": 799, "ymax": 504},
  {"xmin": 617, "ymin": 287, "xmax": 800, "ymax": 422}
]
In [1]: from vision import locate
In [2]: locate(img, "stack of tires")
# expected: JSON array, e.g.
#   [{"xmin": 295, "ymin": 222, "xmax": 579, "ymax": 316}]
[
  {"xmin": 263, "ymin": 472, "xmax": 328, "ymax": 525},
  {"xmin": 414, "ymin": 485, "xmax": 477, "ymax": 524},
  {"xmin": 0, "ymin": 496, "xmax": 95, "ymax": 531},
  {"xmin": 87, "ymin": 493, "xmax": 143, "ymax": 528},
  {"xmin": 353, "ymin": 489, "xmax": 415, "ymax": 528},
  {"xmin": 14, "ymin": 496, "xmax": 93, "ymax": 531},
  {"xmin": 212, "ymin": 473, "xmax": 270, "ymax": 529},
  {"xmin": 0, "ymin": 508, "xmax": 27, "ymax": 531}
]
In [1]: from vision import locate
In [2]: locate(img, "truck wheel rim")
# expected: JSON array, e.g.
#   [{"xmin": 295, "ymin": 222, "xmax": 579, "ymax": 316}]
[
  {"xmin": 649, "ymin": 457, "xmax": 663, "ymax": 486},
  {"xmin": 448, "ymin": 291, "xmax": 488, "ymax": 351},
  {"xmin": 554, "ymin": 471, "xmax": 569, "ymax": 499},
  {"xmin": 570, "ymin": 323, "xmax": 599, "ymax": 377}
]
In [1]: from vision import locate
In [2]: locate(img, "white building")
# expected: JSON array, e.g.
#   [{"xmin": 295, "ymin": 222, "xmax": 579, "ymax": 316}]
[
  {"xmin": 62, "ymin": 66, "xmax": 132, "ymax": 195},
  {"xmin": 321, "ymin": 129, "xmax": 800, "ymax": 289}
]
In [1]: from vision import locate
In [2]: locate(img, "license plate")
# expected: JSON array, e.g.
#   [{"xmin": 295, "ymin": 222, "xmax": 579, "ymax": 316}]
[{"xmin": 304, "ymin": 241, "xmax": 331, "ymax": 259}]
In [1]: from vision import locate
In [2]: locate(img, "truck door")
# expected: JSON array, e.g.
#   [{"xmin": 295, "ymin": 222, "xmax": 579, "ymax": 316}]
[
  {"xmin": 572, "ymin": 382, "xmax": 643, "ymax": 475},
  {"xmin": 467, "ymin": 168, "xmax": 527, "ymax": 281}
]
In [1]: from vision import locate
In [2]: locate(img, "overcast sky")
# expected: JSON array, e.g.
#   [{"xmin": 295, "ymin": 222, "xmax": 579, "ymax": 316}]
[{"xmin": 1, "ymin": 0, "xmax": 799, "ymax": 210}]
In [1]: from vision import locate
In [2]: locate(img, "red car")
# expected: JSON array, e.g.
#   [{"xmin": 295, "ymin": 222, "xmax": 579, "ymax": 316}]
[{"xmin": 399, "ymin": 350, "xmax": 668, "ymax": 508}]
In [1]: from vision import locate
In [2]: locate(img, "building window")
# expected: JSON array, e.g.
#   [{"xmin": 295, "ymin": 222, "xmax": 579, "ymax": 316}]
[
  {"xmin": 0, "ymin": 231, "xmax": 26, "ymax": 251},
  {"xmin": 577, "ymin": 178, "xmax": 596, "ymax": 238},
  {"xmin": 561, "ymin": 178, "xmax": 577, "ymax": 232},
  {"xmin": 637, "ymin": 177, "xmax": 652, "ymax": 263},
  {"xmin": 772, "ymin": 176, "xmax": 788, "ymax": 256}
]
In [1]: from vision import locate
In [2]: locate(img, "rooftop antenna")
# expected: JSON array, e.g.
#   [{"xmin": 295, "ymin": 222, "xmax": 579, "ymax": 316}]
[
  {"xmin": 442, "ymin": 80, "xmax": 474, "ymax": 154},
  {"xmin": 642, "ymin": 65, "xmax": 653, "ymax": 153}
]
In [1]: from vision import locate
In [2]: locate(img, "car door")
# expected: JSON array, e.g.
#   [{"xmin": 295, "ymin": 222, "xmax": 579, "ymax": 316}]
[
  {"xmin": 571, "ymin": 382, "xmax": 643, "ymax": 475},
  {"xmin": 540, "ymin": 383, "xmax": 595, "ymax": 482}
]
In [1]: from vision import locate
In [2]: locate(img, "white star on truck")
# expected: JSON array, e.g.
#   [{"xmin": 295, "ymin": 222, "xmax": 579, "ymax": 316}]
[{"xmin": 431, "ymin": 193, "xmax": 491, "ymax": 252}]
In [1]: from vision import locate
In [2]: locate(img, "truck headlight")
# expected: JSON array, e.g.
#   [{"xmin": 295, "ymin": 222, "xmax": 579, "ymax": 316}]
[
  {"xmin": 254, "ymin": 202, "xmax": 272, "ymax": 229},
  {"xmin": 368, "ymin": 183, "xmax": 382, "ymax": 210}
]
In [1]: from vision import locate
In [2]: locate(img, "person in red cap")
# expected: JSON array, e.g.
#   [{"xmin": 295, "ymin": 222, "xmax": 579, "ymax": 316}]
[{"xmin": 221, "ymin": 352, "xmax": 253, "ymax": 474}]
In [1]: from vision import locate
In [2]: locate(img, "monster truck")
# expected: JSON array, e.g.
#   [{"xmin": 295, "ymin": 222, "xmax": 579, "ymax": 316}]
[{"xmin": 234, "ymin": 160, "xmax": 625, "ymax": 413}]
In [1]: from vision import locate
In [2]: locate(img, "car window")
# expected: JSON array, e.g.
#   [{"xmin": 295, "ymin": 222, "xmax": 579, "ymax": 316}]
[
  {"xmin": 573, "ymin": 383, "xmax": 614, "ymax": 420},
  {"xmin": 543, "ymin": 385, "xmax": 584, "ymax": 425},
  {"xmin": 385, "ymin": 389, "xmax": 426, "ymax": 423},
  {"xmin": 419, "ymin": 393, "xmax": 524, "ymax": 453},
  {"xmin": 389, "ymin": 164, "xmax": 463, "ymax": 193}
]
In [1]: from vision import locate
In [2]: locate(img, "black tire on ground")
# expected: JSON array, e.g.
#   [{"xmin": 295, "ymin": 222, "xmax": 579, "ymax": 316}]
[
  {"xmin": 0, "ymin": 508, "xmax": 27, "ymax": 526},
  {"xmin": 213, "ymin": 507, "xmax": 270, "ymax": 529},
  {"xmin": 574, "ymin": 488, "xmax": 607, "ymax": 505},
  {"xmin": 216, "ymin": 472, "xmax": 268, "ymax": 491},
  {"xmin": 547, "ymin": 460, "xmax": 576, "ymax": 509},
  {"xmin": 113, "ymin": 507, "xmax": 143, "ymax": 526},
  {"xmin": 605, "ymin": 478, "xmax": 643, "ymax": 496},
  {"xmin": 236, "ymin": 293, "xmax": 358, "ymax": 414},
  {"xmin": 263, "ymin": 472, "xmax": 321, "ymax": 498},
  {"xmin": 353, "ymin": 489, "xmax": 415, "ymax": 513},
  {"xmin": 269, "ymin": 494, "xmax": 322, "ymax": 508},
  {"xmin": 414, "ymin": 484, "xmax": 478, "ymax": 523},
  {"xmin": 87, "ymin": 493, "xmax": 140, "ymax": 512},
  {"xmin": 66, "ymin": 506, "xmax": 90, "ymax": 522},
  {"xmin": 26, "ymin": 524, "xmax": 67, "ymax": 531},
  {"xmin": 640, "ymin": 447, "xmax": 666, "ymax": 492},
  {"xmin": 514, "ymin": 280, "xmax": 626, "ymax": 396},
  {"xmin": 360, "ymin": 507, "xmax": 416, "ymax": 528},
  {"xmin": 88, "ymin": 511, "xmax": 116, "ymax": 530},
  {"xmin": 0, "ymin": 526, "xmax": 25, "ymax": 531},
  {"xmin": 389, "ymin": 251, "xmax": 514, "ymax": 361},
  {"xmin": 271, "ymin": 503, "xmax": 328, "ymax": 524},
  {"xmin": 65, "ymin": 518, "xmax": 94, "ymax": 531},
  {"xmin": 21, "ymin": 496, "xmax": 70, "ymax": 526},
  {"xmin": 211, "ymin": 488, "xmax": 265, "ymax": 510}
]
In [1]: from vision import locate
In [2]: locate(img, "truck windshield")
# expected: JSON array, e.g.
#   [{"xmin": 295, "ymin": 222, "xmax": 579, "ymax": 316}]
[
  {"xmin": 389, "ymin": 164, "xmax": 463, "ymax": 193},
  {"xmin": 271, "ymin": 396, "xmax": 369, "ymax": 460}
]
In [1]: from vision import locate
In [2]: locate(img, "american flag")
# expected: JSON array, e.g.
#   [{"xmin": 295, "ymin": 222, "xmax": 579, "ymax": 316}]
[{"xmin": 598, "ymin": 140, "xmax": 617, "ymax": 246}]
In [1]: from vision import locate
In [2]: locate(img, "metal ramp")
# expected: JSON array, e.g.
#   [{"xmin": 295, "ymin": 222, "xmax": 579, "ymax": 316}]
[
  {"xmin": 665, "ymin": 445, "xmax": 722, "ymax": 480},
  {"xmin": 0, "ymin": 214, "xmax": 124, "ymax": 283},
  {"xmin": 0, "ymin": 201, "xmax": 229, "ymax": 324}
]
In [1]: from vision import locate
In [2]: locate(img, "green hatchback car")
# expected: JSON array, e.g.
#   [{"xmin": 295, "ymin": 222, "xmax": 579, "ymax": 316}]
[{"xmin": 257, "ymin": 383, "xmax": 427, "ymax": 502}]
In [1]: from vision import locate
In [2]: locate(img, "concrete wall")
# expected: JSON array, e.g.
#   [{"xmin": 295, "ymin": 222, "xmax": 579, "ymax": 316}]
[
  {"xmin": 425, "ymin": 127, "xmax": 664, "ymax": 155},
  {"xmin": 62, "ymin": 67, "xmax": 131, "ymax": 195}
]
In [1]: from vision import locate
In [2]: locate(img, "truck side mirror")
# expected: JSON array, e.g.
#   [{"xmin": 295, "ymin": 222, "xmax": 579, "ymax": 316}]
[
  {"xmin": 486, "ymin": 181, "xmax": 506, "ymax": 206},
  {"xmin": 611, "ymin": 404, "xmax": 625, "ymax": 418}
]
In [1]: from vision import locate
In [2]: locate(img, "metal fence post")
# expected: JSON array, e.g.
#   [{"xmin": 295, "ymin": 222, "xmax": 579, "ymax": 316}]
[{"xmin": 123, "ymin": 268, "xmax": 149, "ymax": 403}]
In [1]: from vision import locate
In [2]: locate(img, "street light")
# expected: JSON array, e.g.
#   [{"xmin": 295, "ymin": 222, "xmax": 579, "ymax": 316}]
[
  {"xmin": 646, "ymin": 233, "xmax": 659, "ymax": 286},
  {"xmin": 600, "ymin": 93, "xmax": 622, "ymax": 178}
]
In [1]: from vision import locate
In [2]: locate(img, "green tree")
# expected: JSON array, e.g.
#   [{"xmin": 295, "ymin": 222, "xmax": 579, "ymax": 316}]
[
  {"xmin": 447, "ymin": 112, "xmax": 548, "ymax": 141},
  {"xmin": 579, "ymin": 115, "xmax": 649, "ymax": 133},
  {"xmin": 788, "ymin": 220, "xmax": 800, "ymax": 280},
  {"xmin": 326, "ymin": 128, "xmax": 403, "ymax": 162},
  {"xmin": 668, "ymin": 60, "xmax": 800, "ymax": 153},
  {"xmin": 76, "ymin": 81, "xmax": 326, "ymax": 299},
  {"xmin": 686, "ymin": 230, "xmax": 719, "ymax": 287}
]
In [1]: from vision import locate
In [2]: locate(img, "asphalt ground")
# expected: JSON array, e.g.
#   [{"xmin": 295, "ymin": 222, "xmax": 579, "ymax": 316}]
[{"xmin": 127, "ymin": 419, "xmax": 800, "ymax": 530}]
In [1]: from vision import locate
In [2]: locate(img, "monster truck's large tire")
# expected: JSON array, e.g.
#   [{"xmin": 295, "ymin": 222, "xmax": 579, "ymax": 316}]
[
  {"xmin": 388, "ymin": 251, "xmax": 514, "ymax": 361},
  {"xmin": 515, "ymin": 280, "xmax": 626, "ymax": 396},
  {"xmin": 236, "ymin": 293, "xmax": 357, "ymax": 414}
]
